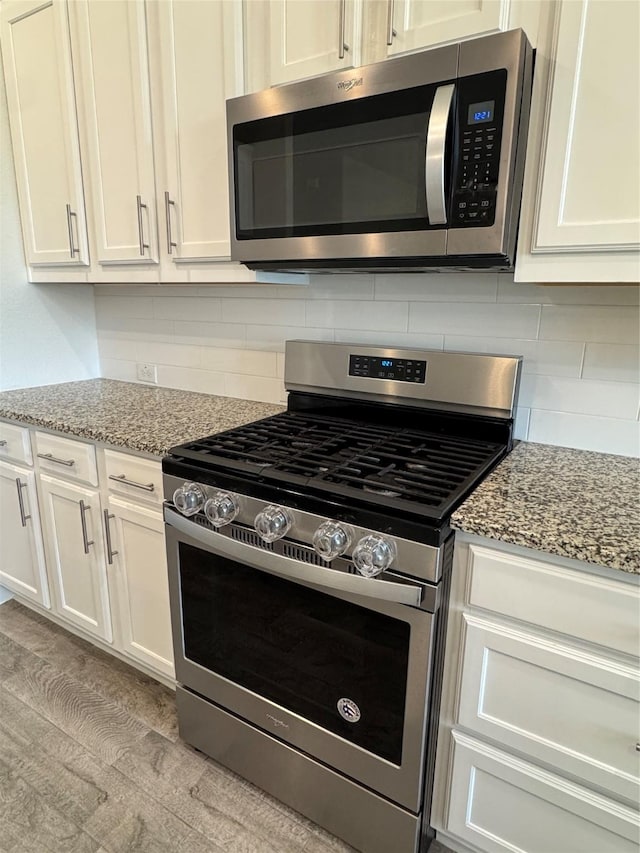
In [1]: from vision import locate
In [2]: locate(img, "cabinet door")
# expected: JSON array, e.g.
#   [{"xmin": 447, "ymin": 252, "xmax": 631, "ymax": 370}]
[
  {"xmin": 384, "ymin": 0, "xmax": 509, "ymax": 57},
  {"xmin": 247, "ymin": 0, "xmax": 360, "ymax": 89},
  {"xmin": 0, "ymin": 0, "xmax": 89, "ymax": 267},
  {"xmin": 106, "ymin": 497, "xmax": 174, "ymax": 678},
  {"xmin": 515, "ymin": 0, "xmax": 640, "ymax": 282},
  {"xmin": 148, "ymin": 0, "xmax": 243, "ymax": 266},
  {"xmin": 68, "ymin": 0, "xmax": 158, "ymax": 264},
  {"xmin": 38, "ymin": 474, "xmax": 112, "ymax": 642},
  {"xmin": 0, "ymin": 462, "xmax": 49, "ymax": 607}
]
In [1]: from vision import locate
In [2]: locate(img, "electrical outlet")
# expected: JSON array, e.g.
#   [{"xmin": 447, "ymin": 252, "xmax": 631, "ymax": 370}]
[{"xmin": 136, "ymin": 362, "xmax": 157, "ymax": 384}]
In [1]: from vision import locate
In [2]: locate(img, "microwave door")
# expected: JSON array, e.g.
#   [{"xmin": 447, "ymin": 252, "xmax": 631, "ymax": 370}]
[{"xmin": 230, "ymin": 83, "xmax": 450, "ymax": 266}]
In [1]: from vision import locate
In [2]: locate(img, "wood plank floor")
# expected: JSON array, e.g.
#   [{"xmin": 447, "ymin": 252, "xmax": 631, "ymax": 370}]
[{"xmin": 0, "ymin": 600, "xmax": 454, "ymax": 853}]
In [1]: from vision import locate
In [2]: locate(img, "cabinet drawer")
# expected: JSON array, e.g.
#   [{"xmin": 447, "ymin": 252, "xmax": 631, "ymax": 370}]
[
  {"xmin": 467, "ymin": 545, "xmax": 640, "ymax": 658},
  {"xmin": 104, "ymin": 450, "xmax": 162, "ymax": 506},
  {"xmin": 458, "ymin": 614, "xmax": 640, "ymax": 804},
  {"xmin": 447, "ymin": 732, "xmax": 639, "ymax": 853},
  {"xmin": 34, "ymin": 432, "xmax": 98, "ymax": 486},
  {"xmin": 0, "ymin": 422, "xmax": 33, "ymax": 465}
]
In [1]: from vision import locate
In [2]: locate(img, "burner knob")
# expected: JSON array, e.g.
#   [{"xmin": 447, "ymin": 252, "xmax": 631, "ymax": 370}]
[
  {"xmin": 352, "ymin": 535, "xmax": 397, "ymax": 578},
  {"xmin": 173, "ymin": 482, "xmax": 205, "ymax": 517},
  {"xmin": 204, "ymin": 492, "xmax": 239, "ymax": 528},
  {"xmin": 313, "ymin": 521, "xmax": 352, "ymax": 561},
  {"xmin": 255, "ymin": 505, "xmax": 292, "ymax": 543}
]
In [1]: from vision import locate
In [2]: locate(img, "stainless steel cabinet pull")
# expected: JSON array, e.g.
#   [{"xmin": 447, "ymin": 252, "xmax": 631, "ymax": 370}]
[
  {"xmin": 636, "ymin": 743, "xmax": 640, "ymax": 752},
  {"xmin": 79, "ymin": 500, "xmax": 94, "ymax": 554},
  {"xmin": 0, "ymin": 440, "xmax": 7, "ymax": 447},
  {"xmin": 338, "ymin": 0, "xmax": 349, "ymax": 58},
  {"xmin": 386, "ymin": 0, "xmax": 396, "ymax": 45},
  {"xmin": 66, "ymin": 204, "xmax": 79, "ymax": 257},
  {"xmin": 164, "ymin": 192, "xmax": 177, "ymax": 255},
  {"xmin": 108, "ymin": 473, "xmax": 155, "ymax": 492},
  {"xmin": 15, "ymin": 479, "xmax": 31, "ymax": 527},
  {"xmin": 37, "ymin": 452, "xmax": 75, "ymax": 467},
  {"xmin": 425, "ymin": 83, "xmax": 455, "ymax": 226},
  {"xmin": 103, "ymin": 509, "xmax": 118, "ymax": 564},
  {"xmin": 136, "ymin": 195, "xmax": 149, "ymax": 256}
]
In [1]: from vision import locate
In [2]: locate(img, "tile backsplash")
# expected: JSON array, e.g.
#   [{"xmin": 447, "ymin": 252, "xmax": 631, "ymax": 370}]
[{"xmin": 95, "ymin": 273, "xmax": 640, "ymax": 457}]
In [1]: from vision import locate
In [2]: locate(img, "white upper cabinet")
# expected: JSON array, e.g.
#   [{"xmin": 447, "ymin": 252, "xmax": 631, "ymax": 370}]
[
  {"xmin": 0, "ymin": 0, "xmax": 89, "ymax": 270},
  {"xmin": 68, "ymin": 0, "xmax": 158, "ymax": 266},
  {"xmin": 383, "ymin": 0, "xmax": 509, "ymax": 58},
  {"xmin": 515, "ymin": 0, "xmax": 640, "ymax": 282},
  {"xmin": 147, "ymin": 0, "xmax": 244, "ymax": 269}
]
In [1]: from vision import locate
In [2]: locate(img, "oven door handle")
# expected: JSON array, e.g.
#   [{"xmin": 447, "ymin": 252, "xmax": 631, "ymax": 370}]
[
  {"xmin": 165, "ymin": 508, "xmax": 424, "ymax": 607},
  {"xmin": 425, "ymin": 83, "xmax": 455, "ymax": 226}
]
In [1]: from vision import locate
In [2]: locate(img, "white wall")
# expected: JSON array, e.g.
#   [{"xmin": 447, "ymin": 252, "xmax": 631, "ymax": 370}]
[
  {"xmin": 95, "ymin": 276, "xmax": 640, "ymax": 457},
  {"xmin": 0, "ymin": 57, "xmax": 99, "ymax": 392}
]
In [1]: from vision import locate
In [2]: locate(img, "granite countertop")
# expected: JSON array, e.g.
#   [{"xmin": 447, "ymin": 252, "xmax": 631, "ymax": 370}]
[
  {"xmin": 0, "ymin": 379, "xmax": 284, "ymax": 457},
  {"xmin": 452, "ymin": 442, "xmax": 640, "ymax": 574}
]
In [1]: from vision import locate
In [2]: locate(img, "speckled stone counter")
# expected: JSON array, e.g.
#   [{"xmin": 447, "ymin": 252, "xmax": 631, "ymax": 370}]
[
  {"xmin": 0, "ymin": 379, "xmax": 284, "ymax": 457},
  {"xmin": 452, "ymin": 442, "xmax": 640, "ymax": 574}
]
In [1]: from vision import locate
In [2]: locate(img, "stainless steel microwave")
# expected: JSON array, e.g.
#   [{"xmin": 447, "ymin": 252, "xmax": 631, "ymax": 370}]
[{"xmin": 226, "ymin": 29, "xmax": 533, "ymax": 274}]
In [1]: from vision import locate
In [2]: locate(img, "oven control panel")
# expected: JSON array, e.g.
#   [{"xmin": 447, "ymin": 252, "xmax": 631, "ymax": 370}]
[
  {"xmin": 349, "ymin": 354, "xmax": 426, "ymax": 383},
  {"xmin": 451, "ymin": 69, "xmax": 507, "ymax": 228}
]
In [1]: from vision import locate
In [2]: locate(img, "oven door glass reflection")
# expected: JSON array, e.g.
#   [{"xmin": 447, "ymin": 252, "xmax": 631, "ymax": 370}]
[{"xmin": 179, "ymin": 542, "xmax": 410, "ymax": 764}]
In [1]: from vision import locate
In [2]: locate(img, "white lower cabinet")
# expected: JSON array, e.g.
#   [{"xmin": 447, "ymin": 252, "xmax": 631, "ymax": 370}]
[
  {"xmin": 38, "ymin": 473, "xmax": 112, "ymax": 642},
  {"xmin": 433, "ymin": 536, "xmax": 640, "ymax": 853},
  {"xmin": 448, "ymin": 732, "xmax": 639, "ymax": 853},
  {"xmin": 0, "ymin": 461, "xmax": 49, "ymax": 607},
  {"xmin": 106, "ymin": 496, "xmax": 174, "ymax": 678}
]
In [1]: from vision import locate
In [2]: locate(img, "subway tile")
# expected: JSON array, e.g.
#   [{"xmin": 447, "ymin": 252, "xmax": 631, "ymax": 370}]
[
  {"xmin": 153, "ymin": 297, "xmax": 222, "ymax": 322},
  {"xmin": 307, "ymin": 275, "xmax": 375, "ymax": 301},
  {"xmin": 136, "ymin": 341, "xmax": 201, "ymax": 368},
  {"xmin": 201, "ymin": 347, "xmax": 277, "ymax": 377},
  {"xmin": 94, "ymin": 295, "xmax": 154, "ymax": 322},
  {"xmin": 498, "ymin": 275, "xmax": 640, "ymax": 305},
  {"xmin": 513, "ymin": 407, "xmax": 530, "ymax": 441},
  {"xmin": 528, "ymin": 410, "xmax": 640, "ymax": 457},
  {"xmin": 582, "ymin": 343, "xmax": 640, "ymax": 383},
  {"xmin": 333, "ymin": 329, "xmax": 444, "ymax": 349},
  {"xmin": 519, "ymin": 374, "xmax": 640, "ymax": 420},
  {"xmin": 276, "ymin": 352, "xmax": 285, "ymax": 379},
  {"xmin": 375, "ymin": 273, "xmax": 498, "ymax": 302},
  {"xmin": 221, "ymin": 298, "xmax": 306, "ymax": 326},
  {"xmin": 539, "ymin": 305, "xmax": 640, "ymax": 344},
  {"xmin": 224, "ymin": 373, "xmax": 285, "ymax": 405},
  {"xmin": 155, "ymin": 365, "xmax": 226, "ymax": 396},
  {"xmin": 172, "ymin": 322, "xmax": 246, "ymax": 349},
  {"xmin": 97, "ymin": 334, "xmax": 139, "ymax": 362},
  {"xmin": 95, "ymin": 316, "xmax": 175, "ymax": 337},
  {"xmin": 409, "ymin": 302, "xmax": 540, "ymax": 339},
  {"xmin": 443, "ymin": 336, "xmax": 584, "ymax": 377},
  {"xmin": 306, "ymin": 300, "xmax": 408, "ymax": 332},
  {"xmin": 244, "ymin": 325, "xmax": 334, "ymax": 351},
  {"xmin": 100, "ymin": 358, "xmax": 138, "ymax": 382},
  {"xmin": 196, "ymin": 285, "xmax": 280, "ymax": 299}
]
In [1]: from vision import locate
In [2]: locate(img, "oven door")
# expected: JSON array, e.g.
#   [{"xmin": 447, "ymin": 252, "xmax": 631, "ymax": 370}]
[{"xmin": 165, "ymin": 508, "xmax": 437, "ymax": 813}]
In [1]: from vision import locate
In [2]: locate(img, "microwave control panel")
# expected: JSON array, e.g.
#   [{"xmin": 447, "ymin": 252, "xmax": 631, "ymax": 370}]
[{"xmin": 450, "ymin": 70, "xmax": 507, "ymax": 228}]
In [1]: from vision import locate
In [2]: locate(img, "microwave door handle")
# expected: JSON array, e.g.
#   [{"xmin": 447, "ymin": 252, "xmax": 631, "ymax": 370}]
[
  {"xmin": 425, "ymin": 83, "xmax": 455, "ymax": 226},
  {"xmin": 164, "ymin": 507, "xmax": 423, "ymax": 607}
]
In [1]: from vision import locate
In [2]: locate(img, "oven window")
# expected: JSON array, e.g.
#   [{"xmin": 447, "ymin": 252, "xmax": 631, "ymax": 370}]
[
  {"xmin": 234, "ymin": 84, "xmax": 443, "ymax": 239},
  {"xmin": 179, "ymin": 542, "xmax": 410, "ymax": 764}
]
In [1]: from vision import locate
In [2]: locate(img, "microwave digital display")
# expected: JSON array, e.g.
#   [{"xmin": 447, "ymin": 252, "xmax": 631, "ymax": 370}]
[
  {"xmin": 349, "ymin": 355, "xmax": 427, "ymax": 383},
  {"xmin": 468, "ymin": 100, "xmax": 495, "ymax": 124}
]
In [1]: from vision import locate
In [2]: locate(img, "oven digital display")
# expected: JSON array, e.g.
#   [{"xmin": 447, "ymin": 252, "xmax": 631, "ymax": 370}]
[
  {"xmin": 349, "ymin": 354, "xmax": 427, "ymax": 383},
  {"xmin": 468, "ymin": 100, "xmax": 495, "ymax": 124}
]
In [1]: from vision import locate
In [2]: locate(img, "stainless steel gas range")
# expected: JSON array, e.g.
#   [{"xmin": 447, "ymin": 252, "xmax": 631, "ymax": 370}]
[{"xmin": 162, "ymin": 341, "xmax": 522, "ymax": 853}]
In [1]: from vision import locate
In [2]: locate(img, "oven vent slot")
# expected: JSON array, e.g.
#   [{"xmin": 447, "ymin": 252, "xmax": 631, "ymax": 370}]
[
  {"xmin": 281, "ymin": 542, "xmax": 331, "ymax": 568},
  {"xmin": 229, "ymin": 525, "xmax": 274, "ymax": 550}
]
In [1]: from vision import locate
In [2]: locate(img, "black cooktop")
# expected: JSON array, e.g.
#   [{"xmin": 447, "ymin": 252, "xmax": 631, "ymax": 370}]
[{"xmin": 166, "ymin": 410, "xmax": 506, "ymax": 523}]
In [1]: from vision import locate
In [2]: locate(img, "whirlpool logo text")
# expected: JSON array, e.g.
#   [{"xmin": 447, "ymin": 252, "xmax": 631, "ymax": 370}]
[{"xmin": 337, "ymin": 77, "xmax": 363, "ymax": 92}]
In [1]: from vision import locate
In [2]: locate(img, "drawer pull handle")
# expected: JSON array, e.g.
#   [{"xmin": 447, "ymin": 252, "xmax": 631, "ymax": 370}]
[
  {"xmin": 0, "ymin": 440, "xmax": 7, "ymax": 447},
  {"xmin": 636, "ymin": 744, "xmax": 640, "ymax": 752},
  {"xmin": 37, "ymin": 452, "xmax": 75, "ymax": 467},
  {"xmin": 79, "ymin": 500, "xmax": 94, "ymax": 554},
  {"xmin": 15, "ymin": 479, "xmax": 31, "ymax": 527},
  {"xmin": 109, "ymin": 473, "xmax": 155, "ymax": 492},
  {"xmin": 103, "ymin": 509, "xmax": 118, "ymax": 564}
]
